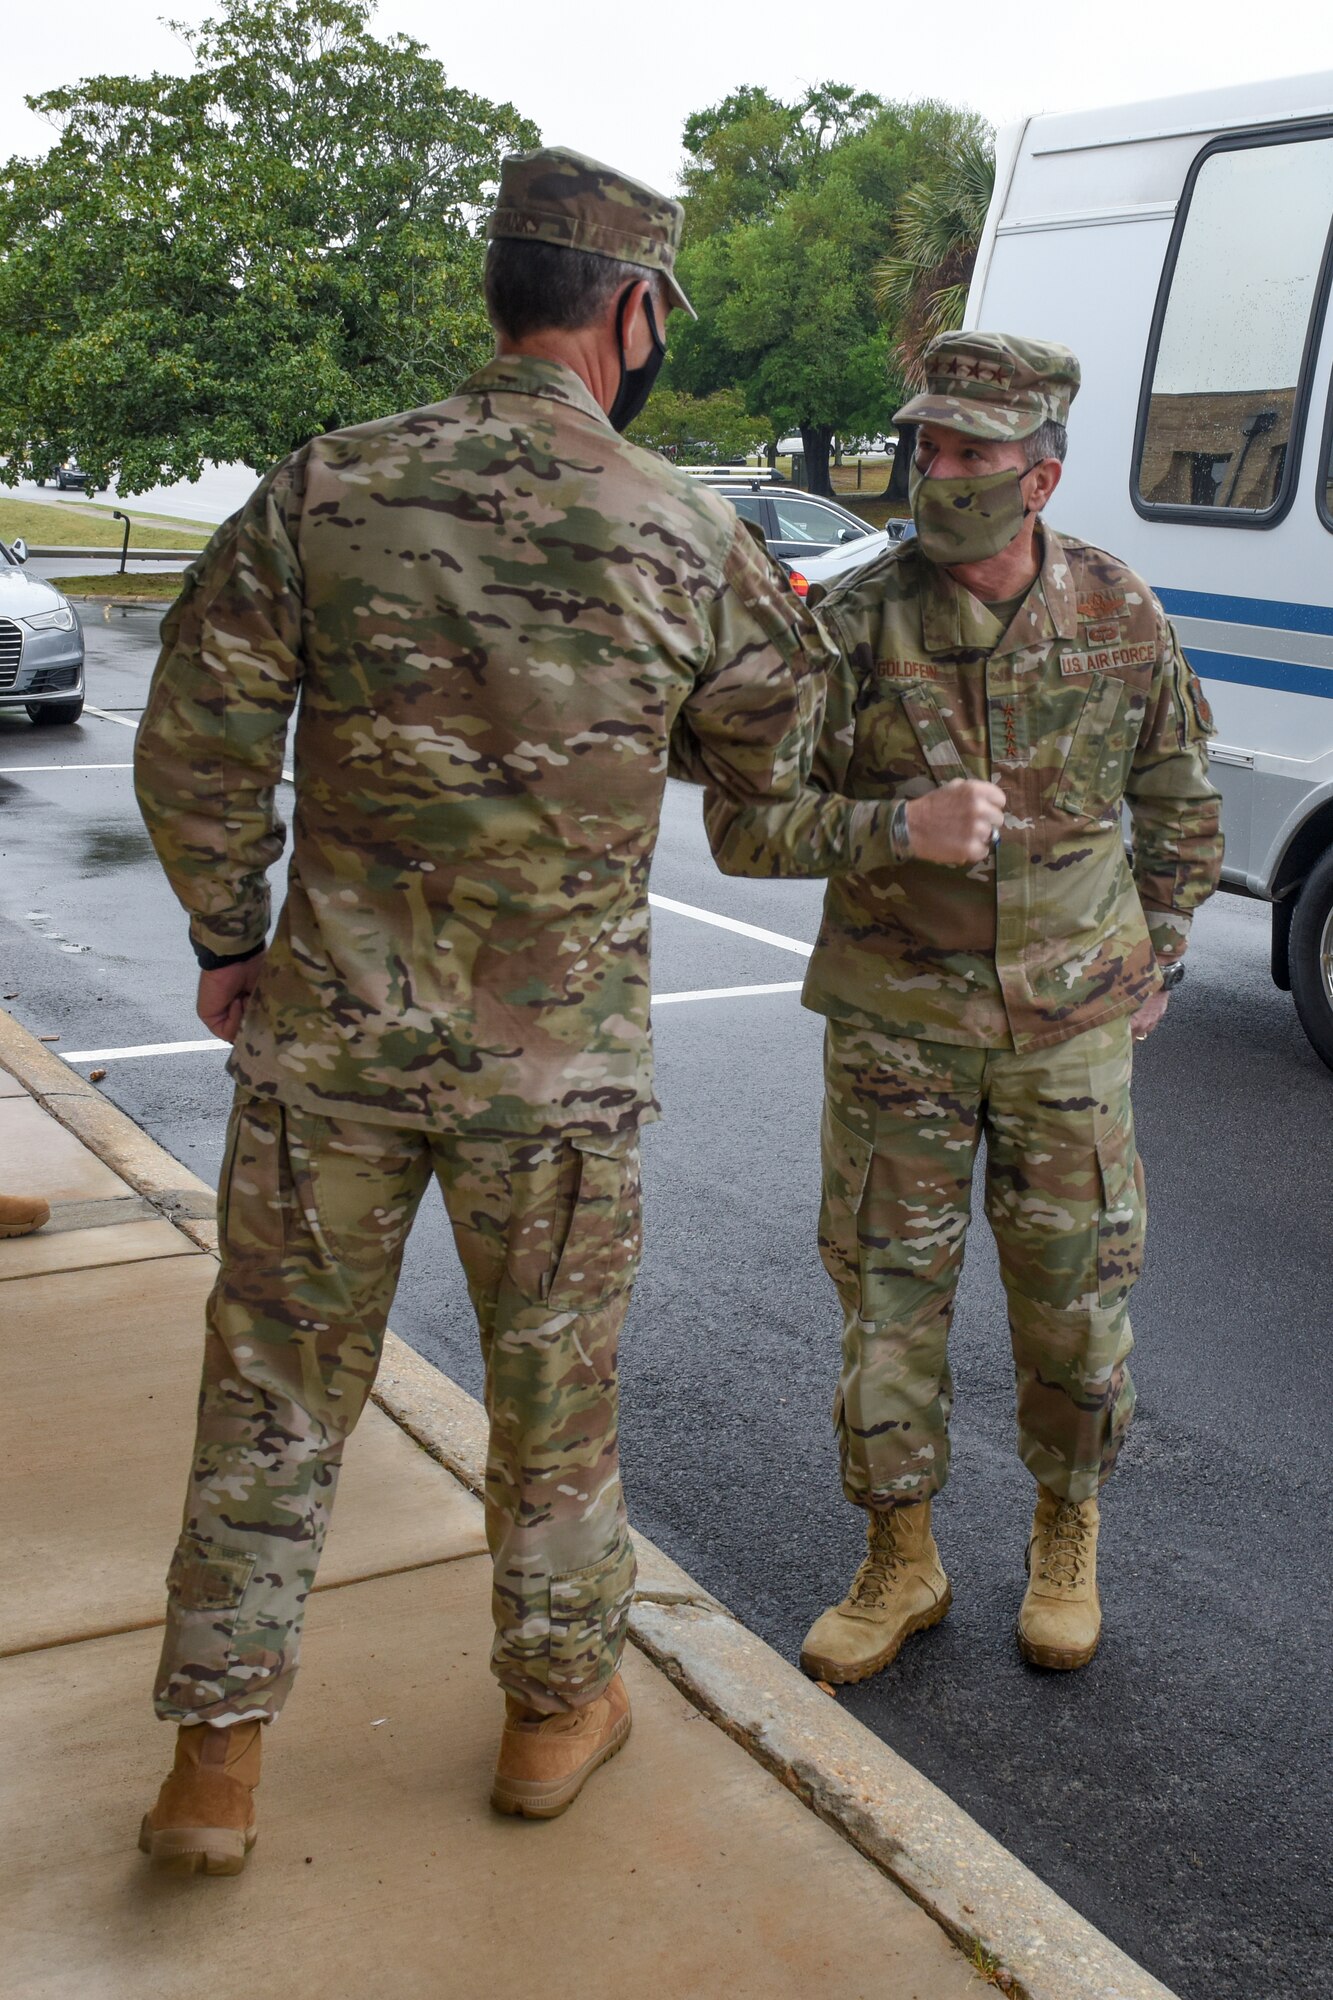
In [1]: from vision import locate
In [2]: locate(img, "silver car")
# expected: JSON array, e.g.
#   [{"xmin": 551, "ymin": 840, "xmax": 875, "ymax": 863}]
[
  {"xmin": 0, "ymin": 539, "xmax": 85, "ymax": 725},
  {"xmin": 785, "ymin": 518, "xmax": 915, "ymax": 597}
]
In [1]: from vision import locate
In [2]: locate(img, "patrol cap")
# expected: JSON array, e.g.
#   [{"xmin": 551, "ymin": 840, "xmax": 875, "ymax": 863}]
[
  {"xmin": 893, "ymin": 331, "xmax": 1080, "ymax": 442},
  {"xmin": 488, "ymin": 146, "xmax": 696, "ymax": 319}
]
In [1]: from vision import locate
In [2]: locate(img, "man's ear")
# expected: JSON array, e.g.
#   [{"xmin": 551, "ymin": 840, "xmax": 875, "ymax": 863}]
[
  {"xmin": 621, "ymin": 278, "xmax": 661, "ymax": 366},
  {"xmin": 1029, "ymin": 457, "xmax": 1062, "ymax": 512}
]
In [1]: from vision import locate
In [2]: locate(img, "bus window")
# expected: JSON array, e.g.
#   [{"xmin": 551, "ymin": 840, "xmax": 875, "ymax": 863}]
[{"xmin": 1134, "ymin": 128, "xmax": 1333, "ymax": 525}]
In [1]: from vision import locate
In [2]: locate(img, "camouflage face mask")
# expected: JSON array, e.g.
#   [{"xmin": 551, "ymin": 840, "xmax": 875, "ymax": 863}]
[{"xmin": 908, "ymin": 462, "xmax": 1032, "ymax": 567}]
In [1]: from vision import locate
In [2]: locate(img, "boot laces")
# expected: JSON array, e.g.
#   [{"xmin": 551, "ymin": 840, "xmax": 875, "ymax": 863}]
[
  {"xmin": 1037, "ymin": 1501, "xmax": 1089, "ymax": 1589},
  {"xmin": 848, "ymin": 1518, "xmax": 909, "ymax": 1607}
]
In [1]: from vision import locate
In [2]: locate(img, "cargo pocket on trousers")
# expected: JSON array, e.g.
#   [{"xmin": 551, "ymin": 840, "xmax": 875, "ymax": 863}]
[
  {"xmin": 1095, "ymin": 1112, "xmax": 1143, "ymax": 1306},
  {"xmin": 166, "ymin": 1544, "xmax": 256, "ymax": 1638},
  {"xmin": 217, "ymin": 1097, "xmax": 292, "ymax": 1258},
  {"xmin": 819, "ymin": 1103, "xmax": 874, "ymax": 1306},
  {"xmin": 548, "ymin": 1536, "xmax": 636, "ymax": 1702},
  {"xmin": 545, "ymin": 1137, "xmax": 642, "ymax": 1312}
]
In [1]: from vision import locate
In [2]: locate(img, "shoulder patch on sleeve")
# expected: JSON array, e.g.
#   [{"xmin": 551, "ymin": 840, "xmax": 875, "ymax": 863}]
[{"xmin": 1186, "ymin": 665, "xmax": 1216, "ymax": 737}]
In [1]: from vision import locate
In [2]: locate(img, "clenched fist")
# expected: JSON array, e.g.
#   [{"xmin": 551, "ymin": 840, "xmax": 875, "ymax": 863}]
[
  {"xmin": 905, "ymin": 779, "xmax": 1007, "ymax": 865},
  {"xmin": 197, "ymin": 953, "xmax": 266, "ymax": 1044}
]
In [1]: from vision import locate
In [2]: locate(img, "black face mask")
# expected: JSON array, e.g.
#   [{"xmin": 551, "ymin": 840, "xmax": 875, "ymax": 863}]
[{"xmin": 608, "ymin": 286, "xmax": 665, "ymax": 433}]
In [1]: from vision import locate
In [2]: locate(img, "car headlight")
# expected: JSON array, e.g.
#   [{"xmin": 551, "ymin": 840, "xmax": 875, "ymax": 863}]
[{"xmin": 22, "ymin": 604, "xmax": 75, "ymax": 632}]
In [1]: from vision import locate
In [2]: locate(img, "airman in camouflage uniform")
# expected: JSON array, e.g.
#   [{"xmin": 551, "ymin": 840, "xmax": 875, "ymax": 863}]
[
  {"xmin": 134, "ymin": 147, "xmax": 872, "ymax": 1869},
  {"xmin": 702, "ymin": 332, "xmax": 1223, "ymax": 1683}
]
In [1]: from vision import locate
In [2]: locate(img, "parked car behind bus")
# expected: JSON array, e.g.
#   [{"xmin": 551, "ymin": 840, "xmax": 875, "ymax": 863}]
[{"xmin": 687, "ymin": 474, "xmax": 877, "ymax": 568}]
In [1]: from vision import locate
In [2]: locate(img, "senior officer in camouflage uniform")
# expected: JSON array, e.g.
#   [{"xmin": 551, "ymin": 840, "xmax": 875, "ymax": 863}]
[
  {"xmin": 133, "ymin": 149, "xmax": 883, "ymax": 1873},
  {"xmin": 704, "ymin": 331, "xmax": 1223, "ymax": 1684}
]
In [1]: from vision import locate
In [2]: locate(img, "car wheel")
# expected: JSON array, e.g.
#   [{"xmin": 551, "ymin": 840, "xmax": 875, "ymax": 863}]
[
  {"xmin": 1289, "ymin": 846, "xmax": 1333, "ymax": 1073},
  {"xmin": 27, "ymin": 698, "xmax": 85, "ymax": 726}
]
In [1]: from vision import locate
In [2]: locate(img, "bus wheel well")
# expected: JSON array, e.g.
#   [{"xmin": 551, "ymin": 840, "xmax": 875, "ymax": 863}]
[
  {"xmin": 1272, "ymin": 798, "xmax": 1333, "ymax": 901},
  {"xmin": 1268, "ymin": 803, "xmax": 1333, "ymax": 993}
]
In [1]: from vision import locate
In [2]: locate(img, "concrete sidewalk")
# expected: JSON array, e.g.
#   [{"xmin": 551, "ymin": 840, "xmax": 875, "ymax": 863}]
[{"xmin": 0, "ymin": 1013, "xmax": 1177, "ymax": 2000}]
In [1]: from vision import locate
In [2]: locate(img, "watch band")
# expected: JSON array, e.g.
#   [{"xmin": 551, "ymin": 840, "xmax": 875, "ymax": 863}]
[
  {"xmin": 1158, "ymin": 960, "xmax": 1185, "ymax": 991},
  {"xmin": 889, "ymin": 797, "xmax": 914, "ymax": 862},
  {"xmin": 192, "ymin": 938, "xmax": 266, "ymax": 973}
]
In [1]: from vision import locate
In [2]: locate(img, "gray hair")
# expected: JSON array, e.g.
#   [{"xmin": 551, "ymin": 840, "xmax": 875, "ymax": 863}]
[{"xmin": 1022, "ymin": 419, "xmax": 1068, "ymax": 467}]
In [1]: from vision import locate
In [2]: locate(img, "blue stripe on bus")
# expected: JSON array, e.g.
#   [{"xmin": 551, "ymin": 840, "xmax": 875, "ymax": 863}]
[
  {"xmin": 1184, "ymin": 647, "xmax": 1333, "ymax": 699},
  {"xmin": 1156, "ymin": 586, "xmax": 1333, "ymax": 638}
]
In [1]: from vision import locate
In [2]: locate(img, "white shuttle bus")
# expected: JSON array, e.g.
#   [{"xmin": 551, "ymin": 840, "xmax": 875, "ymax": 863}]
[{"xmin": 967, "ymin": 71, "xmax": 1333, "ymax": 1071}]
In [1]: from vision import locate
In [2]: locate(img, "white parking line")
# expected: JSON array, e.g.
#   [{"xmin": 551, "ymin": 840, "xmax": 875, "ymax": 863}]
[
  {"xmin": 83, "ymin": 705, "xmax": 139, "ymax": 729},
  {"xmin": 63, "ymin": 1037, "xmax": 228, "ymax": 1062},
  {"xmin": 647, "ymin": 892, "xmax": 813, "ymax": 957},
  {"xmin": 0, "ymin": 763, "xmax": 133, "ymax": 774},
  {"xmin": 653, "ymin": 981, "xmax": 803, "ymax": 1005}
]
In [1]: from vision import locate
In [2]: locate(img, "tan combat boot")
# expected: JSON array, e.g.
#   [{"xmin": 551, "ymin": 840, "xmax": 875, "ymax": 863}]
[
  {"xmin": 800, "ymin": 1501, "xmax": 952, "ymax": 1685},
  {"xmin": 0, "ymin": 1193, "xmax": 50, "ymax": 1238},
  {"xmin": 139, "ymin": 1720, "xmax": 263, "ymax": 1874},
  {"xmin": 1017, "ymin": 1486, "xmax": 1101, "ymax": 1670},
  {"xmin": 491, "ymin": 1672, "xmax": 632, "ymax": 1820}
]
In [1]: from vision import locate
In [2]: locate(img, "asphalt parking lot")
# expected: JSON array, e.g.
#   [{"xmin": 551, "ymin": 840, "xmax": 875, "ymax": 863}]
[{"xmin": 2, "ymin": 608, "xmax": 1329, "ymax": 2000}]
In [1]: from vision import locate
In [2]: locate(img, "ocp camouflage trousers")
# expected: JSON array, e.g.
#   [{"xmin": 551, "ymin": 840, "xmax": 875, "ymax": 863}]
[
  {"xmin": 154, "ymin": 1090, "xmax": 642, "ymax": 1725},
  {"xmin": 819, "ymin": 1017, "xmax": 1143, "ymax": 1509}
]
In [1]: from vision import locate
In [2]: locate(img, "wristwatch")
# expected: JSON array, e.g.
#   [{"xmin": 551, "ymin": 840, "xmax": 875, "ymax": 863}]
[
  {"xmin": 192, "ymin": 938, "xmax": 266, "ymax": 973},
  {"xmin": 889, "ymin": 798, "xmax": 914, "ymax": 862},
  {"xmin": 1158, "ymin": 960, "xmax": 1186, "ymax": 991}
]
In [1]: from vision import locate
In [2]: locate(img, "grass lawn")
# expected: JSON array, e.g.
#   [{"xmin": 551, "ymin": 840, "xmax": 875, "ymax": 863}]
[
  {"xmin": 827, "ymin": 461, "xmax": 907, "ymax": 530},
  {"xmin": 49, "ymin": 572, "xmax": 186, "ymax": 601},
  {"xmin": 0, "ymin": 497, "xmax": 204, "ymax": 551},
  {"xmin": 828, "ymin": 493, "xmax": 901, "ymax": 530},
  {"xmin": 830, "ymin": 459, "xmax": 897, "ymax": 496}
]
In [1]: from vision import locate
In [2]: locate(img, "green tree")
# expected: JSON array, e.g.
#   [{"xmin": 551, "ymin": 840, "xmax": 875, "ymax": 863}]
[
  {"xmin": 873, "ymin": 128, "xmax": 995, "ymax": 384},
  {"xmin": 0, "ymin": 0, "xmax": 538, "ymax": 493},
  {"xmin": 871, "ymin": 128, "xmax": 994, "ymax": 499},
  {"xmin": 679, "ymin": 82, "xmax": 881, "ymax": 235},
  {"xmin": 667, "ymin": 90, "xmax": 981, "ymax": 496},
  {"xmin": 626, "ymin": 384, "xmax": 767, "ymax": 464}
]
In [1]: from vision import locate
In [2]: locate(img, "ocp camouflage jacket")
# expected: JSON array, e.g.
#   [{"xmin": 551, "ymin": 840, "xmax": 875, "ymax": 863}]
[
  {"xmin": 134, "ymin": 356, "xmax": 882, "ymax": 1135},
  {"xmin": 703, "ymin": 527, "xmax": 1223, "ymax": 1050}
]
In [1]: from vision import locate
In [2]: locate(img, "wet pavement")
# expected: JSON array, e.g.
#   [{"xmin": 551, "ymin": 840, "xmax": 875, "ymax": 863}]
[{"xmin": 1, "ymin": 613, "xmax": 1329, "ymax": 2000}]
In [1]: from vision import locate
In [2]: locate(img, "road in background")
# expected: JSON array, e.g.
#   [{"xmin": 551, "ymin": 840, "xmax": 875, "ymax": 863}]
[
  {"xmin": 7, "ymin": 464, "xmax": 251, "ymax": 527},
  {"xmin": 1, "ymin": 615, "xmax": 1329, "ymax": 2000}
]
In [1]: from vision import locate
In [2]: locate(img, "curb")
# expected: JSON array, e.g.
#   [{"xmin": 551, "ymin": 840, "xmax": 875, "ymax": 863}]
[
  {"xmin": 26, "ymin": 545, "xmax": 202, "ymax": 561},
  {"xmin": 1, "ymin": 1006, "xmax": 1177, "ymax": 2000},
  {"xmin": 373, "ymin": 1341, "xmax": 1175, "ymax": 2000},
  {"xmin": 0, "ymin": 1013, "xmax": 218, "ymax": 1252}
]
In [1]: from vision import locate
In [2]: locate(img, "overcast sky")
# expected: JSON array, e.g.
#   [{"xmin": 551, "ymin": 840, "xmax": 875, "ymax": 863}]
[{"xmin": 6, "ymin": 0, "xmax": 1333, "ymax": 195}]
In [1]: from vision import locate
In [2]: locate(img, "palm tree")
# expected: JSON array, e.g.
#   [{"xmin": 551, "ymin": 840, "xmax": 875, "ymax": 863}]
[{"xmin": 873, "ymin": 130, "xmax": 996, "ymax": 390}]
